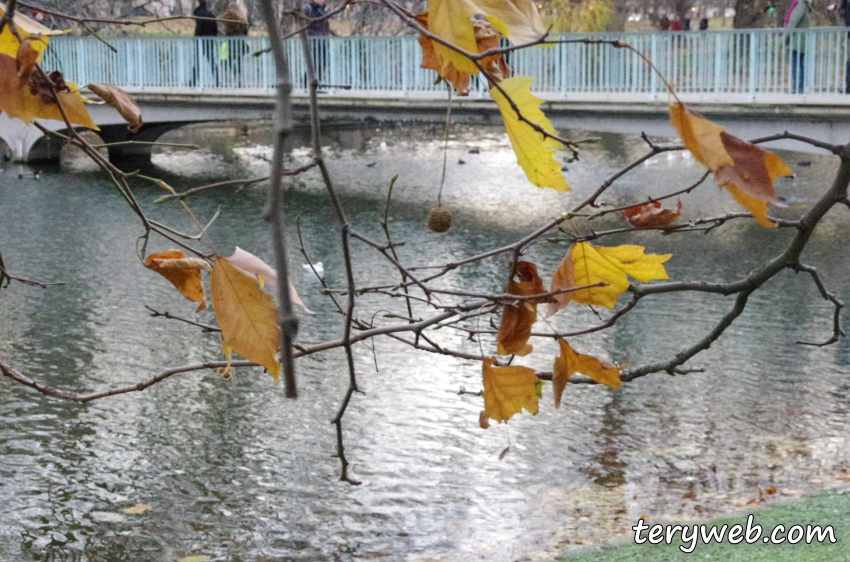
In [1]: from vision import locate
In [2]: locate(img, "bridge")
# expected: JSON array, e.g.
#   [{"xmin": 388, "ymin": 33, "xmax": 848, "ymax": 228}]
[{"xmin": 5, "ymin": 27, "xmax": 850, "ymax": 162}]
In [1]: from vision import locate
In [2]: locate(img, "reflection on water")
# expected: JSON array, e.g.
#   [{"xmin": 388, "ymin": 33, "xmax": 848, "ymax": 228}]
[{"xmin": 1, "ymin": 122, "xmax": 849, "ymax": 561}]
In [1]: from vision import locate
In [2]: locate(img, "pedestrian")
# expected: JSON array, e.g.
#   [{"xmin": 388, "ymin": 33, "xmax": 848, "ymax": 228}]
[
  {"xmin": 659, "ymin": 15, "xmax": 671, "ymax": 31},
  {"xmin": 192, "ymin": 0, "xmax": 219, "ymax": 87},
  {"xmin": 221, "ymin": 1, "xmax": 249, "ymax": 88},
  {"xmin": 304, "ymin": 0, "xmax": 332, "ymax": 86},
  {"xmin": 785, "ymin": 0, "xmax": 813, "ymax": 94},
  {"xmin": 699, "ymin": 17, "xmax": 709, "ymax": 30}
]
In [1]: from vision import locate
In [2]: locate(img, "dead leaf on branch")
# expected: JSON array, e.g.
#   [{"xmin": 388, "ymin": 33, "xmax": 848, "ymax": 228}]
[
  {"xmin": 210, "ymin": 256, "xmax": 280, "ymax": 382},
  {"xmin": 225, "ymin": 247, "xmax": 312, "ymax": 313},
  {"xmin": 545, "ymin": 249, "xmax": 574, "ymax": 318},
  {"xmin": 622, "ymin": 200, "xmax": 682, "ymax": 228},
  {"xmin": 416, "ymin": 12, "xmax": 510, "ymax": 95},
  {"xmin": 0, "ymin": 39, "xmax": 96, "ymax": 129},
  {"xmin": 87, "ymin": 83, "xmax": 142, "ymax": 133},
  {"xmin": 492, "ymin": 75, "xmax": 569, "ymax": 191},
  {"xmin": 555, "ymin": 242, "xmax": 671, "ymax": 309},
  {"xmin": 144, "ymin": 249, "xmax": 209, "ymax": 311},
  {"xmin": 426, "ymin": 0, "xmax": 543, "ymax": 77},
  {"xmin": 669, "ymin": 103, "xmax": 791, "ymax": 228},
  {"xmin": 496, "ymin": 260, "xmax": 546, "ymax": 356},
  {"xmin": 481, "ymin": 356, "xmax": 539, "ymax": 424},
  {"xmin": 552, "ymin": 338, "xmax": 620, "ymax": 408}
]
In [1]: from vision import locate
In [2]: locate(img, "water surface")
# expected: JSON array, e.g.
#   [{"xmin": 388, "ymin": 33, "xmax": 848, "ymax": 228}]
[{"xmin": 1, "ymin": 122, "xmax": 849, "ymax": 561}]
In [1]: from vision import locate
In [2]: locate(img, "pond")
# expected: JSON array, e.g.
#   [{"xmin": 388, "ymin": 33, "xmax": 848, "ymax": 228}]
[{"xmin": 1, "ymin": 121, "xmax": 849, "ymax": 561}]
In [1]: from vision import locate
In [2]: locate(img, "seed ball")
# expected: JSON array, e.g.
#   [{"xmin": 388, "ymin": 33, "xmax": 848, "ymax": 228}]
[{"xmin": 427, "ymin": 207, "xmax": 453, "ymax": 233}]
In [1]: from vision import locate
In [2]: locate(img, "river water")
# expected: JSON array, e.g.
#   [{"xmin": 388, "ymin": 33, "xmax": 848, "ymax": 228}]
[{"xmin": 1, "ymin": 122, "xmax": 849, "ymax": 562}]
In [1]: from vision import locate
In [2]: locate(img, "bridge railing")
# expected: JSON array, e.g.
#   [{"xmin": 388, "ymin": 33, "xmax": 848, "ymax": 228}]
[{"xmin": 42, "ymin": 28, "xmax": 850, "ymax": 99}]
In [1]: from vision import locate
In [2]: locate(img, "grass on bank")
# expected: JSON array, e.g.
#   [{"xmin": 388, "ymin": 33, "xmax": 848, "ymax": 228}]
[{"xmin": 560, "ymin": 488, "xmax": 850, "ymax": 562}]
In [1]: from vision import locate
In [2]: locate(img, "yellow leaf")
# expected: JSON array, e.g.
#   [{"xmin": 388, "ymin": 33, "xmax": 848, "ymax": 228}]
[
  {"xmin": 416, "ymin": 13, "xmax": 510, "ymax": 95},
  {"xmin": 670, "ymin": 102, "xmax": 791, "ymax": 228},
  {"xmin": 492, "ymin": 75, "xmax": 568, "ymax": 191},
  {"xmin": 87, "ymin": 83, "xmax": 142, "ymax": 133},
  {"xmin": 496, "ymin": 261, "xmax": 545, "ymax": 356},
  {"xmin": 569, "ymin": 242, "xmax": 671, "ymax": 308},
  {"xmin": 0, "ymin": 6, "xmax": 65, "ymax": 59},
  {"xmin": 553, "ymin": 338, "xmax": 620, "ymax": 408},
  {"xmin": 210, "ymin": 256, "xmax": 280, "ymax": 382},
  {"xmin": 144, "ymin": 250, "xmax": 209, "ymax": 311},
  {"xmin": 481, "ymin": 356, "xmax": 539, "ymax": 423},
  {"xmin": 122, "ymin": 504, "xmax": 151, "ymax": 515},
  {"xmin": 0, "ymin": 45, "xmax": 96, "ymax": 129},
  {"xmin": 427, "ymin": 0, "xmax": 543, "ymax": 76}
]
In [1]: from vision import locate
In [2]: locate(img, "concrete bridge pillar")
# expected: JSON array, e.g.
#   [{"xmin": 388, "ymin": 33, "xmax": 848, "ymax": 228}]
[{"xmin": 0, "ymin": 113, "xmax": 57, "ymax": 162}]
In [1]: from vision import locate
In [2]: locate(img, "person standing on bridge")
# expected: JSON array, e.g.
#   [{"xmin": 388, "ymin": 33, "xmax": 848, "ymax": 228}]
[
  {"xmin": 785, "ymin": 0, "xmax": 813, "ymax": 94},
  {"xmin": 192, "ymin": 0, "xmax": 219, "ymax": 87},
  {"xmin": 304, "ymin": 0, "xmax": 333, "ymax": 87}
]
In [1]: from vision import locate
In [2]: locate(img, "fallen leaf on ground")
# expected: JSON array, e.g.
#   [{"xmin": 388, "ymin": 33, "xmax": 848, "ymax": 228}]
[
  {"xmin": 144, "ymin": 249, "xmax": 209, "ymax": 311},
  {"xmin": 670, "ymin": 102, "xmax": 791, "ymax": 228},
  {"xmin": 225, "ymin": 247, "xmax": 312, "ymax": 313},
  {"xmin": 622, "ymin": 200, "xmax": 682, "ymax": 228},
  {"xmin": 210, "ymin": 255, "xmax": 280, "ymax": 382},
  {"xmin": 492, "ymin": 75, "xmax": 569, "ymax": 191},
  {"xmin": 568, "ymin": 242, "xmax": 671, "ymax": 308},
  {"xmin": 496, "ymin": 261, "xmax": 545, "ymax": 356},
  {"xmin": 87, "ymin": 83, "xmax": 142, "ymax": 133},
  {"xmin": 552, "ymin": 338, "xmax": 620, "ymax": 408},
  {"xmin": 122, "ymin": 504, "xmax": 151, "ymax": 515},
  {"xmin": 481, "ymin": 356, "xmax": 539, "ymax": 423}
]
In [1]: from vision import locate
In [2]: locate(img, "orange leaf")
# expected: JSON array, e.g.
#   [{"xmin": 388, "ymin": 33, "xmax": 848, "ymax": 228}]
[
  {"xmin": 144, "ymin": 250, "xmax": 209, "ymax": 311},
  {"xmin": 224, "ymin": 247, "xmax": 312, "ymax": 313},
  {"xmin": 87, "ymin": 83, "xmax": 142, "ymax": 133},
  {"xmin": 622, "ymin": 200, "xmax": 682, "ymax": 228},
  {"xmin": 496, "ymin": 261, "xmax": 545, "ymax": 356},
  {"xmin": 670, "ymin": 102, "xmax": 790, "ymax": 228},
  {"xmin": 210, "ymin": 256, "xmax": 281, "ymax": 382},
  {"xmin": 0, "ymin": 44, "xmax": 96, "ymax": 129},
  {"xmin": 416, "ymin": 11, "xmax": 510, "ymax": 95},
  {"xmin": 546, "ymin": 249, "xmax": 574, "ymax": 318},
  {"xmin": 481, "ymin": 356, "xmax": 539, "ymax": 423},
  {"xmin": 552, "ymin": 338, "xmax": 620, "ymax": 408}
]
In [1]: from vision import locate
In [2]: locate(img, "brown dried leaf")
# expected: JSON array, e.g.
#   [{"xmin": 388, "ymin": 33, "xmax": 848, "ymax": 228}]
[
  {"xmin": 546, "ymin": 249, "xmax": 574, "ymax": 318},
  {"xmin": 496, "ymin": 261, "xmax": 545, "ymax": 356},
  {"xmin": 622, "ymin": 200, "xmax": 683, "ymax": 228},
  {"xmin": 87, "ymin": 83, "xmax": 142, "ymax": 133},
  {"xmin": 552, "ymin": 338, "xmax": 620, "ymax": 408},
  {"xmin": 144, "ymin": 250, "xmax": 209, "ymax": 311},
  {"xmin": 15, "ymin": 36, "xmax": 39, "ymax": 83}
]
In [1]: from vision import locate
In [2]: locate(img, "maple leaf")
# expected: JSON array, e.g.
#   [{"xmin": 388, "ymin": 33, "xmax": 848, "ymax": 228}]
[
  {"xmin": 0, "ymin": 6, "xmax": 64, "ymax": 59},
  {"xmin": 567, "ymin": 241, "xmax": 671, "ymax": 308},
  {"xmin": 210, "ymin": 255, "xmax": 281, "ymax": 382},
  {"xmin": 87, "ymin": 83, "xmax": 142, "ymax": 133},
  {"xmin": 0, "ymin": 40, "xmax": 96, "ymax": 129},
  {"xmin": 496, "ymin": 261, "xmax": 545, "ymax": 356},
  {"xmin": 622, "ymin": 200, "xmax": 682, "ymax": 228},
  {"xmin": 416, "ymin": 12, "xmax": 510, "ymax": 95},
  {"xmin": 492, "ymin": 75, "xmax": 569, "ymax": 191},
  {"xmin": 426, "ymin": 0, "xmax": 543, "ymax": 77},
  {"xmin": 144, "ymin": 249, "xmax": 210, "ymax": 311},
  {"xmin": 670, "ymin": 103, "xmax": 791, "ymax": 228},
  {"xmin": 481, "ymin": 356, "xmax": 539, "ymax": 424},
  {"xmin": 552, "ymin": 338, "xmax": 620, "ymax": 408},
  {"xmin": 224, "ymin": 247, "xmax": 312, "ymax": 313}
]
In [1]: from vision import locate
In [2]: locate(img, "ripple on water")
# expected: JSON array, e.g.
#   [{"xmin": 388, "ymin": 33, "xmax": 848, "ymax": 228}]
[{"xmin": 1, "ymin": 124, "xmax": 849, "ymax": 561}]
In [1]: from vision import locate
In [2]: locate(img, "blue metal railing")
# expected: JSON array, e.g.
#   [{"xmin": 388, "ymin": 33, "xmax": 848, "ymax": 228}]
[{"xmin": 41, "ymin": 28, "xmax": 850, "ymax": 100}]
